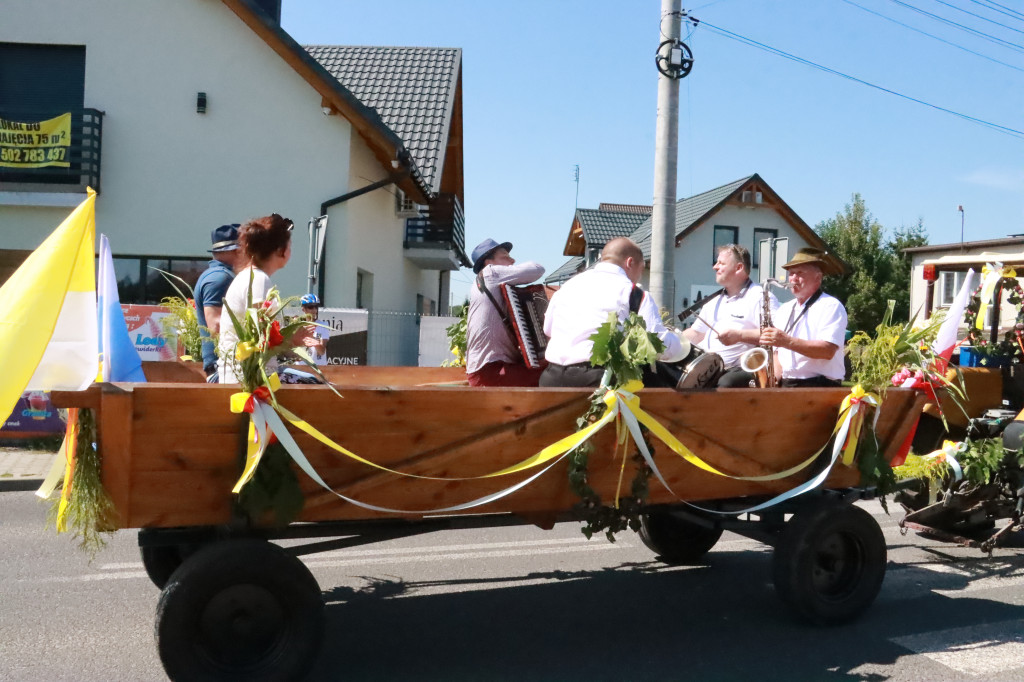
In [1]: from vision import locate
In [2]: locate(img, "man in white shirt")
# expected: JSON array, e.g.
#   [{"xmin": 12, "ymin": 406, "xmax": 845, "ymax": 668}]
[
  {"xmin": 541, "ymin": 237, "xmax": 686, "ymax": 387},
  {"xmin": 684, "ymin": 244, "xmax": 779, "ymax": 387},
  {"xmin": 760, "ymin": 248, "xmax": 848, "ymax": 387},
  {"xmin": 466, "ymin": 238, "xmax": 546, "ymax": 386}
]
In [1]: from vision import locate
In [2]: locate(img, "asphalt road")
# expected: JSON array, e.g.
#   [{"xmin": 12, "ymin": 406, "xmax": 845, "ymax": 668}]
[{"xmin": 2, "ymin": 492, "xmax": 1024, "ymax": 681}]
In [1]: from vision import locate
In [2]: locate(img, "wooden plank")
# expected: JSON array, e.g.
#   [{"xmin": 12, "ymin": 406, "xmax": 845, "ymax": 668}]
[
  {"xmin": 129, "ymin": 470, "xmax": 235, "ymax": 528},
  {"xmin": 141, "ymin": 360, "xmax": 206, "ymax": 383},
  {"xmin": 98, "ymin": 385, "xmax": 134, "ymax": 530},
  {"xmin": 319, "ymin": 365, "xmax": 466, "ymax": 386},
  {"xmin": 96, "ymin": 383, "xmax": 925, "ymax": 528},
  {"xmin": 50, "ymin": 385, "xmax": 100, "ymax": 410}
]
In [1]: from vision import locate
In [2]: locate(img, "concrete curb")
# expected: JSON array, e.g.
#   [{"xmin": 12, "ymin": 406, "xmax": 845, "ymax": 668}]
[{"xmin": 0, "ymin": 478, "xmax": 45, "ymax": 492}]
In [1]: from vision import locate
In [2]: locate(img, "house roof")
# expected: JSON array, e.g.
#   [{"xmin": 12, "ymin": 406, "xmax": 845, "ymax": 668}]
[
  {"xmin": 630, "ymin": 177, "xmax": 751, "ymax": 259},
  {"xmin": 904, "ymin": 236, "xmax": 1024, "ymax": 255},
  {"xmin": 305, "ymin": 45, "xmax": 462, "ymax": 197},
  {"xmin": 545, "ymin": 256, "xmax": 585, "ymax": 284},
  {"xmin": 598, "ymin": 203, "xmax": 653, "ymax": 215},
  {"xmin": 219, "ymin": 0, "xmax": 433, "ymax": 203},
  {"xmin": 577, "ymin": 208, "xmax": 652, "ymax": 248},
  {"xmin": 627, "ymin": 174, "xmax": 840, "ymax": 272}
]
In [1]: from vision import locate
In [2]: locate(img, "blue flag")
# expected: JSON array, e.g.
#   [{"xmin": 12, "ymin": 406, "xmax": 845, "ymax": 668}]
[{"xmin": 97, "ymin": 234, "xmax": 146, "ymax": 382}]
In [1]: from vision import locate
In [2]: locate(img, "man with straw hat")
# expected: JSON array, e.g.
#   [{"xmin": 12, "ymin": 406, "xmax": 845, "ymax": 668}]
[{"xmin": 759, "ymin": 247, "xmax": 848, "ymax": 387}]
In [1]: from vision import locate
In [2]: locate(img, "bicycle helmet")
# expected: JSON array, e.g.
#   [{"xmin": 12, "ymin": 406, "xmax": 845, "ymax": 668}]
[{"xmin": 300, "ymin": 293, "xmax": 321, "ymax": 307}]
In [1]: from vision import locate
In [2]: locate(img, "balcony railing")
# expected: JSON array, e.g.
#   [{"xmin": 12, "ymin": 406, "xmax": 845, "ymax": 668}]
[
  {"xmin": 404, "ymin": 193, "xmax": 470, "ymax": 269},
  {"xmin": 0, "ymin": 108, "xmax": 103, "ymax": 194}
]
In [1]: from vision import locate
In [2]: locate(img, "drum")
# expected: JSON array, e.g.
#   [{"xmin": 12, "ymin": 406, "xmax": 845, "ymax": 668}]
[{"xmin": 674, "ymin": 346, "xmax": 724, "ymax": 390}]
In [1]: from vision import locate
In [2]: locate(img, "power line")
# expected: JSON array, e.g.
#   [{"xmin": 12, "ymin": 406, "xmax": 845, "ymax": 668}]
[
  {"xmin": 839, "ymin": 0, "xmax": 1024, "ymax": 73},
  {"xmin": 695, "ymin": 19, "xmax": 1024, "ymax": 140},
  {"xmin": 928, "ymin": 0, "xmax": 1024, "ymax": 35},
  {"xmin": 886, "ymin": 0, "xmax": 1024, "ymax": 53},
  {"xmin": 968, "ymin": 0, "xmax": 1024, "ymax": 23}
]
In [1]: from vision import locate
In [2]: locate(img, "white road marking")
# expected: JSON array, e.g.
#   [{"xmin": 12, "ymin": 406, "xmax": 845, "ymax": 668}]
[
  {"xmin": 892, "ymin": 620, "xmax": 1024, "ymax": 676},
  {"xmin": 303, "ymin": 541, "xmax": 621, "ymax": 569}
]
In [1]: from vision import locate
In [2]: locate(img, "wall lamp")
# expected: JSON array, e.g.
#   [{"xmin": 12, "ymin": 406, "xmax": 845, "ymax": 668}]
[{"xmin": 196, "ymin": 92, "xmax": 207, "ymax": 114}]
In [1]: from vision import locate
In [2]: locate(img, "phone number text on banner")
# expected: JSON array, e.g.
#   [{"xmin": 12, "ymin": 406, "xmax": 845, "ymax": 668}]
[{"xmin": 0, "ymin": 113, "xmax": 72, "ymax": 168}]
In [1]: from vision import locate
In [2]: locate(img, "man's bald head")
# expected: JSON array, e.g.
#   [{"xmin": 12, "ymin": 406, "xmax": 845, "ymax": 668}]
[{"xmin": 601, "ymin": 237, "xmax": 645, "ymax": 283}]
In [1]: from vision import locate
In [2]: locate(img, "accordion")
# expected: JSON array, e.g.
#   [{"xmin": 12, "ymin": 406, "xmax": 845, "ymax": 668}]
[{"xmin": 501, "ymin": 283, "xmax": 557, "ymax": 370}]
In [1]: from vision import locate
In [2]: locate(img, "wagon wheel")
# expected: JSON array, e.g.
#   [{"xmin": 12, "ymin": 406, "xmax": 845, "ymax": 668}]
[
  {"xmin": 155, "ymin": 539, "xmax": 324, "ymax": 682},
  {"xmin": 139, "ymin": 529, "xmax": 212, "ymax": 589},
  {"xmin": 638, "ymin": 510, "xmax": 723, "ymax": 564},
  {"xmin": 772, "ymin": 502, "xmax": 886, "ymax": 625},
  {"xmin": 141, "ymin": 544, "xmax": 187, "ymax": 589}
]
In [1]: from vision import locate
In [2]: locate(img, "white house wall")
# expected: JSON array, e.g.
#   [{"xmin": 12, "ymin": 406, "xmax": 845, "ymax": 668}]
[
  {"xmin": 672, "ymin": 204, "xmax": 809, "ymax": 310},
  {"xmin": 335, "ymin": 130, "xmax": 440, "ymax": 312},
  {"xmin": 1, "ymin": 0, "xmax": 357, "ymax": 300},
  {"xmin": 909, "ymin": 244, "xmax": 1024, "ymax": 323}
]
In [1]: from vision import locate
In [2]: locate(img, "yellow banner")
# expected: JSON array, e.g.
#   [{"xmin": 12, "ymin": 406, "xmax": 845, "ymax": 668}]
[{"xmin": 0, "ymin": 113, "xmax": 72, "ymax": 168}]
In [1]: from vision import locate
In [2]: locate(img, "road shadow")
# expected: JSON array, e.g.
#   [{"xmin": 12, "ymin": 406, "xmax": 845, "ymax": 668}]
[{"xmin": 306, "ymin": 545, "xmax": 1024, "ymax": 681}]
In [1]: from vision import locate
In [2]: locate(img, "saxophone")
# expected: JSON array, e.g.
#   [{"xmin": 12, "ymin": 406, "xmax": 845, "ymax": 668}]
[{"xmin": 740, "ymin": 279, "xmax": 781, "ymax": 388}]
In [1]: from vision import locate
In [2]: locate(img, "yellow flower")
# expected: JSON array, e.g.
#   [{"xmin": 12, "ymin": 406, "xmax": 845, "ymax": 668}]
[{"xmin": 235, "ymin": 341, "xmax": 256, "ymax": 361}]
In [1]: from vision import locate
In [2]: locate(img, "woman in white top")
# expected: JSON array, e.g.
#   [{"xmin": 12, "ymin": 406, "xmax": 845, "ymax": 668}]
[{"xmin": 218, "ymin": 213, "xmax": 301, "ymax": 384}]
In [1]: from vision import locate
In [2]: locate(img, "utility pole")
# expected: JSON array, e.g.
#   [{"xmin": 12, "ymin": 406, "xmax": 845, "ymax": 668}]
[
  {"xmin": 958, "ymin": 205, "xmax": 965, "ymax": 251},
  {"xmin": 650, "ymin": 0, "xmax": 693, "ymax": 317}
]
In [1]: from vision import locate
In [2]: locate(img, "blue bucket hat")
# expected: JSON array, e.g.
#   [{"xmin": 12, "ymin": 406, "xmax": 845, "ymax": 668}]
[
  {"xmin": 471, "ymin": 238, "xmax": 513, "ymax": 273},
  {"xmin": 209, "ymin": 223, "xmax": 240, "ymax": 253}
]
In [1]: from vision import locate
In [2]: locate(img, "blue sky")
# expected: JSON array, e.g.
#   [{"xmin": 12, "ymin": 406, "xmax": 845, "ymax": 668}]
[{"xmin": 282, "ymin": 0, "xmax": 1024, "ymax": 305}]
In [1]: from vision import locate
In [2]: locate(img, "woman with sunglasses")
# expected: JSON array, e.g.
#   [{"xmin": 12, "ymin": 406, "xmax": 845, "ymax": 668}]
[{"xmin": 217, "ymin": 213, "xmax": 304, "ymax": 384}]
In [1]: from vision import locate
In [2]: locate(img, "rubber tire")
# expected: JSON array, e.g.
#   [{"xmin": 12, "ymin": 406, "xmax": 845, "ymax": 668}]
[
  {"xmin": 141, "ymin": 544, "xmax": 187, "ymax": 589},
  {"xmin": 638, "ymin": 510, "xmax": 724, "ymax": 564},
  {"xmin": 772, "ymin": 502, "xmax": 886, "ymax": 625},
  {"xmin": 155, "ymin": 539, "xmax": 324, "ymax": 682}
]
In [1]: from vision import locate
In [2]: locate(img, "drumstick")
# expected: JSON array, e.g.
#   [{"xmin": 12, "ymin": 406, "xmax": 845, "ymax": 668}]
[{"xmin": 693, "ymin": 313, "xmax": 720, "ymax": 337}]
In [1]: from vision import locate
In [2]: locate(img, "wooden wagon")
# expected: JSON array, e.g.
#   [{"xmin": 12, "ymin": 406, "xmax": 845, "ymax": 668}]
[{"xmin": 53, "ymin": 364, "xmax": 925, "ymax": 681}]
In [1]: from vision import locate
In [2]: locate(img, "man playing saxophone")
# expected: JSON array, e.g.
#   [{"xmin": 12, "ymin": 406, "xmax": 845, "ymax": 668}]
[
  {"xmin": 683, "ymin": 244, "xmax": 779, "ymax": 387},
  {"xmin": 759, "ymin": 248, "xmax": 847, "ymax": 388}
]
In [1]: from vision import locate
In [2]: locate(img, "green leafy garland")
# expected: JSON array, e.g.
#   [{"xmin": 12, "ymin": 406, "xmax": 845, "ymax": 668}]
[
  {"xmin": 568, "ymin": 312, "xmax": 664, "ymax": 541},
  {"xmin": 962, "ymin": 277, "xmax": 1024, "ymax": 361}
]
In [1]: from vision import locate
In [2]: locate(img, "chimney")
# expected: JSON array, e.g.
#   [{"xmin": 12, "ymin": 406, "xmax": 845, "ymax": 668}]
[{"xmin": 251, "ymin": 0, "xmax": 281, "ymax": 23}]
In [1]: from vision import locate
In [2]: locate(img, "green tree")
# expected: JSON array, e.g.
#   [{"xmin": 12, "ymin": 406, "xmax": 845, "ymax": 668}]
[{"xmin": 815, "ymin": 194, "xmax": 928, "ymax": 333}]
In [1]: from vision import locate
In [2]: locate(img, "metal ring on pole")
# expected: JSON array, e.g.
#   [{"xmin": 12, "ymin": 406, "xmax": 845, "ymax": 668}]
[{"xmin": 655, "ymin": 39, "xmax": 694, "ymax": 80}]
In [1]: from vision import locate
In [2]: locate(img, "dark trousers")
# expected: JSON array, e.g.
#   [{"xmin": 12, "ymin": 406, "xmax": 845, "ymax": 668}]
[
  {"xmin": 468, "ymin": 361, "xmax": 544, "ymax": 387},
  {"xmin": 715, "ymin": 366, "xmax": 755, "ymax": 388},
  {"xmin": 778, "ymin": 376, "xmax": 843, "ymax": 388},
  {"xmin": 539, "ymin": 362, "xmax": 606, "ymax": 388},
  {"xmin": 540, "ymin": 362, "xmax": 680, "ymax": 389}
]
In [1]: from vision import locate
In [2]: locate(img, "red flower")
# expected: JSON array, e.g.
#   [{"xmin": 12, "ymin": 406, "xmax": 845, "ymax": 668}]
[
  {"xmin": 267, "ymin": 320, "xmax": 284, "ymax": 348},
  {"xmin": 262, "ymin": 299, "xmax": 274, "ymax": 309}
]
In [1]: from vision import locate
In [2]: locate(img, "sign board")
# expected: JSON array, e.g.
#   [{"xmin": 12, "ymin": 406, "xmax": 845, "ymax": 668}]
[
  {"xmin": 315, "ymin": 308, "xmax": 369, "ymax": 366},
  {"xmin": 1, "ymin": 392, "xmax": 65, "ymax": 437},
  {"xmin": 122, "ymin": 304, "xmax": 178, "ymax": 361},
  {"xmin": 0, "ymin": 113, "xmax": 72, "ymax": 168}
]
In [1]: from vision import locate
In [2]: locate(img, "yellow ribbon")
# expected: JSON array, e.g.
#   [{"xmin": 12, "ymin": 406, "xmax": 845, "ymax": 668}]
[
  {"xmin": 228, "ymin": 375, "xmax": 875, "ymax": 499},
  {"xmin": 55, "ymin": 408, "xmax": 80, "ymax": 532}
]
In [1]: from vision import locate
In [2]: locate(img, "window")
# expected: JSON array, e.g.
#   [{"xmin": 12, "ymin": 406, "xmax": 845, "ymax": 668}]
[
  {"xmin": 395, "ymin": 189, "xmax": 419, "ymax": 217},
  {"xmin": 939, "ymin": 271, "xmax": 967, "ymax": 307},
  {"xmin": 356, "ymin": 269, "xmax": 373, "ymax": 309},
  {"xmin": 0, "ymin": 43, "xmax": 87, "ymax": 188},
  {"xmin": 752, "ymin": 229, "xmax": 778, "ymax": 269},
  {"xmin": 713, "ymin": 226, "xmax": 738, "ymax": 264},
  {"xmin": 111, "ymin": 256, "xmax": 208, "ymax": 304}
]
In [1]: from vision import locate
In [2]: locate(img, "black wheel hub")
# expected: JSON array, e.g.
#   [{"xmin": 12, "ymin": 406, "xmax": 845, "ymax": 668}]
[
  {"xmin": 198, "ymin": 583, "xmax": 286, "ymax": 668},
  {"xmin": 811, "ymin": 531, "xmax": 864, "ymax": 600}
]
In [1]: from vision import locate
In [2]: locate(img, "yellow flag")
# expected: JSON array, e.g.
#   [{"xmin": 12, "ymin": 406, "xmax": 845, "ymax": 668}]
[{"xmin": 0, "ymin": 189, "xmax": 98, "ymax": 423}]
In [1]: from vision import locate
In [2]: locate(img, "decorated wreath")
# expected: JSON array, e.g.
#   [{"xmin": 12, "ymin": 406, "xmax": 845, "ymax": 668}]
[{"xmin": 962, "ymin": 273, "xmax": 1024, "ymax": 362}]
